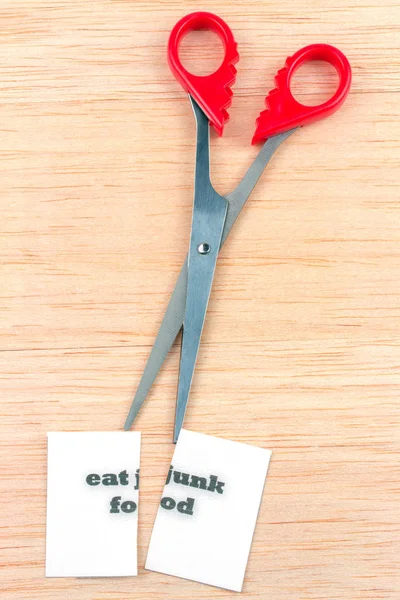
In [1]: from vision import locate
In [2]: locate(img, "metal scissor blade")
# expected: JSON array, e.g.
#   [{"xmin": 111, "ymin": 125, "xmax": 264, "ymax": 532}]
[
  {"xmin": 174, "ymin": 199, "xmax": 227, "ymax": 442},
  {"xmin": 124, "ymin": 127, "xmax": 298, "ymax": 431},
  {"xmin": 123, "ymin": 258, "xmax": 188, "ymax": 429},
  {"xmin": 174, "ymin": 212, "xmax": 227, "ymax": 440},
  {"xmin": 174, "ymin": 98, "xmax": 228, "ymax": 442}
]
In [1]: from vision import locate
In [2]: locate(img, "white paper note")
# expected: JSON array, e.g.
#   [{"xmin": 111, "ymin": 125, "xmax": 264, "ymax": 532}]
[
  {"xmin": 46, "ymin": 431, "xmax": 140, "ymax": 577},
  {"xmin": 145, "ymin": 429, "xmax": 271, "ymax": 592}
]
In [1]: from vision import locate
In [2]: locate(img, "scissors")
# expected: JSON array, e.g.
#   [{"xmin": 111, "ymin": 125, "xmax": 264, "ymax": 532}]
[{"xmin": 125, "ymin": 12, "xmax": 351, "ymax": 442}]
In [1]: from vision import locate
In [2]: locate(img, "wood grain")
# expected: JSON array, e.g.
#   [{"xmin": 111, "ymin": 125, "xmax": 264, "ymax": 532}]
[{"xmin": 0, "ymin": 1, "xmax": 399, "ymax": 598}]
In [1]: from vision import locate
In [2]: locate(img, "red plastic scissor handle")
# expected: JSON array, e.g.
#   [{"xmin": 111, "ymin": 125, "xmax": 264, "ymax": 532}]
[
  {"xmin": 168, "ymin": 12, "xmax": 239, "ymax": 136},
  {"xmin": 252, "ymin": 44, "xmax": 351, "ymax": 144}
]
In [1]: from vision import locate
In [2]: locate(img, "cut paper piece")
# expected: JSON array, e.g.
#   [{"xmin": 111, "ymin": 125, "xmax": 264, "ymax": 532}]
[
  {"xmin": 145, "ymin": 429, "xmax": 271, "ymax": 592},
  {"xmin": 46, "ymin": 431, "xmax": 140, "ymax": 577}
]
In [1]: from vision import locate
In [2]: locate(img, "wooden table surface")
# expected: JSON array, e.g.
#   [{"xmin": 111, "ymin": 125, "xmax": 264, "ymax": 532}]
[{"xmin": 1, "ymin": 1, "xmax": 399, "ymax": 598}]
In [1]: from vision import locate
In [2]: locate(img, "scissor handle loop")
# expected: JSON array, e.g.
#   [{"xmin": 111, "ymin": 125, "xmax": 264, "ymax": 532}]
[
  {"xmin": 252, "ymin": 44, "xmax": 352, "ymax": 143},
  {"xmin": 168, "ymin": 12, "xmax": 239, "ymax": 136}
]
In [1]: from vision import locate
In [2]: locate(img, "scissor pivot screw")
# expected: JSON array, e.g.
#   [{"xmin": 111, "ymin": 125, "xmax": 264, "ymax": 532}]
[{"xmin": 197, "ymin": 242, "xmax": 211, "ymax": 255}]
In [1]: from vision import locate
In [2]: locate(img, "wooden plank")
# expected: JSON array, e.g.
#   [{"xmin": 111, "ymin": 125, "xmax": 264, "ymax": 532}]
[{"xmin": 1, "ymin": 1, "xmax": 399, "ymax": 598}]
